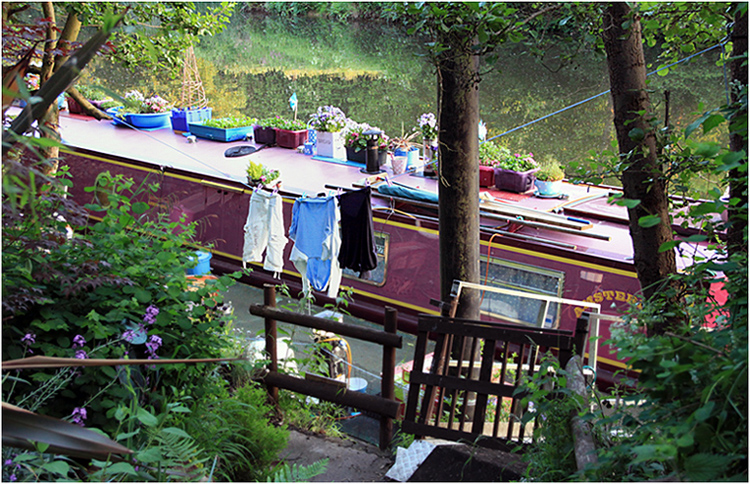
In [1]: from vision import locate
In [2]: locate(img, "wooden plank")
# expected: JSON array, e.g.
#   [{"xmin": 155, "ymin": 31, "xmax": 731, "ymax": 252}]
[
  {"xmin": 249, "ymin": 304, "xmax": 402, "ymax": 348},
  {"xmin": 479, "ymin": 193, "xmax": 593, "ymax": 230},
  {"xmin": 418, "ymin": 318, "xmax": 575, "ymax": 349},
  {"xmin": 264, "ymin": 371, "xmax": 401, "ymax": 419}
]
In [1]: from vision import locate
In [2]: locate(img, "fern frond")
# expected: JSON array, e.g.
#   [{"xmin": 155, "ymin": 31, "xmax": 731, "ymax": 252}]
[{"xmin": 267, "ymin": 458, "xmax": 329, "ymax": 482}]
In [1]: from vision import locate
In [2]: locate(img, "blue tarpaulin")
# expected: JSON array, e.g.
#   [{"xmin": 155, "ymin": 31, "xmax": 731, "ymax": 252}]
[{"xmin": 377, "ymin": 184, "xmax": 438, "ymax": 203}]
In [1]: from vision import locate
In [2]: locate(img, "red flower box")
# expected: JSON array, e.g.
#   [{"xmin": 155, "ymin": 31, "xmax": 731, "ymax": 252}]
[
  {"xmin": 275, "ymin": 128, "xmax": 308, "ymax": 149},
  {"xmin": 479, "ymin": 165, "xmax": 495, "ymax": 187}
]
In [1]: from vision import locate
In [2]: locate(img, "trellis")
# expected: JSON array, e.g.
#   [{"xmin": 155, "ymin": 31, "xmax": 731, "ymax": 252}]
[{"xmin": 179, "ymin": 45, "xmax": 207, "ymax": 109}]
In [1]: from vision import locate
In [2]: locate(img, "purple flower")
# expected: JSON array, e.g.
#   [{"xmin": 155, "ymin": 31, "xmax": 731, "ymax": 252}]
[
  {"xmin": 4, "ymin": 459, "xmax": 13, "ymax": 466},
  {"xmin": 143, "ymin": 305, "xmax": 159, "ymax": 325},
  {"xmin": 9, "ymin": 474, "xmax": 17, "ymax": 482},
  {"xmin": 145, "ymin": 335, "xmax": 162, "ymax": 359},
  {"xmin": 71, "ymin": 407, "xmax": 87, "ymax": 426},
  {"xmin": 72, "ymin": 334, "xmax": 86, "ymax": 348},
  {"xmin": 21, "ymin": 333, "xmax": 35, "ymax": 344},
  {"xmin": 75, "ymin": 350, "xmax": 88, "ymax": 359}
]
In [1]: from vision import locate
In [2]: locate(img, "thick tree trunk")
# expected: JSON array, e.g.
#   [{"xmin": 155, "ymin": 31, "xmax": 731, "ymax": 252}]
[
  {"xmin": 602, "ymin": 3, "xmax": 683, "ymax": 334},
  {"xmin": 437, "ymin": 49, "xmax": 481, "ymax": 320},
  {"xmin": 728, "ymin": 4, "xmax": 748, "ymax": 257}
]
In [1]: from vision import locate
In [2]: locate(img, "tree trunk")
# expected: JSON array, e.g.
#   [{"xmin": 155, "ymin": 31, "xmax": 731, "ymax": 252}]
[
  {"xmin": 728, "ymin": 4, "xmax": 748, "ymax": 257},
  {"xmin": 437, "ymin": 49, "xmax": 481, "ymax": 320},
  {"xmin": 602, "ymin": 2, "xmax": 683, "ymax": 334},
  {"xmin": 40, "ymin": 1, "xmax": 60, "ymax": 175}
]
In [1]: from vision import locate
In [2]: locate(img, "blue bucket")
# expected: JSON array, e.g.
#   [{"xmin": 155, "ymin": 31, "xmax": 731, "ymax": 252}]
[{"xmin": 186, "ymin": 251, "xmax": 212, "ymax": 275}]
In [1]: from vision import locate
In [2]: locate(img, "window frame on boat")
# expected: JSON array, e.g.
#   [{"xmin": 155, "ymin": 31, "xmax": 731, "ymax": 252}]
[{"xmin": 478, "ymin": 256, "xmax": 565, "ymax": 329}]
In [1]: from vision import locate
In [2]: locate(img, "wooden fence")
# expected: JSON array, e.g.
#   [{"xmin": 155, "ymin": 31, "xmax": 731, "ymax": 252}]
[
  {"xmin": 401, "ymin": 313, "xmax": 590, "ymax": 452},
  {"xmin": 248, "ymin": 284, "xmax": 403, "ymax": 450}
]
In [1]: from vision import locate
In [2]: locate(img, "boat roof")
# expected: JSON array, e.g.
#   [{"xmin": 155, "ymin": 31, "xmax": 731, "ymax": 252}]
[{"xmin": 53, "ymin": 110, "xmax": 715, "ymax": 269}]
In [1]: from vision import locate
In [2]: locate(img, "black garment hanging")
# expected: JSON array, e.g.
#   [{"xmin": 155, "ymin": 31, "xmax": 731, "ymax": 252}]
[{"xmin": 337, "ymin": 186, "xmax": 377, "ymax": 274}]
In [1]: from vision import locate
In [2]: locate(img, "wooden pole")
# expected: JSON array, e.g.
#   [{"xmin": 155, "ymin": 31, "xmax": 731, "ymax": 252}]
[
  {"xmin": 263, "ymin": 284, "xmax": 279, "ymax": 404},
  {"xmin": 565, "ymin": 355, "xmax": 598, "ymax": 471},
  {"xmin": 380, "ymin": 306, "xmax": 398, "ymax": 450}
]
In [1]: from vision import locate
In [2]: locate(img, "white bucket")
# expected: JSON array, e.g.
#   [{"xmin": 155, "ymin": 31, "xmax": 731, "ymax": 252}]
[{"xmin": 348, "ymin": 377, "xmax": 368, "ymax": 393}]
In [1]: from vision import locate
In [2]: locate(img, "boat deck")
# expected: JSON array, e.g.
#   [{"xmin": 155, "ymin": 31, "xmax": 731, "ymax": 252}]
[{"xmin": 54, "ymin": 110, "xmax": 710, "ymax": 268}]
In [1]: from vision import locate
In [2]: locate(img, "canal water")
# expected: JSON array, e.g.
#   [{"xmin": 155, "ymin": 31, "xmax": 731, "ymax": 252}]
[{"xmin": 222, "ymin": 282, "xmax": 432, "ymax": 402}]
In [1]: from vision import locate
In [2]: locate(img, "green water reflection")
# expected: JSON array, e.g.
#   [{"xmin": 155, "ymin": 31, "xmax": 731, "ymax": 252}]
[{"xmin": 84, "ymin": 12, "xmax": 726, "ymax": 172}]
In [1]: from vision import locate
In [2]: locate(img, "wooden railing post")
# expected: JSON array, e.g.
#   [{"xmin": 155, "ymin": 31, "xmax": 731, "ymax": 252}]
[
  {"xmin": 380, "ymin": 306, "xmax": 398, "ymax": 450},
  {"xmin": 263, "ymin": 284, "xmax": 279, "ymax": 405}
]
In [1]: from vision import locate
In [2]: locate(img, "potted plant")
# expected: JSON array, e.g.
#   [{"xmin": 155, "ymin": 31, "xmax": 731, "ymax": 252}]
[
  {"xmin": 344, "ymin": 120, "xmax": 388, "ymax": 165},
  {"xmin": 416, "ymin": 112, "xmax": 438, "ymax": 163},
  {"xmin": 109, "ymin": 90, "xmax": 173, "ymax": 129},
  {"xmin": 309, "ymin": 105, "xmax": 347, "ymax": 159},
  {"xmin": 246, "ymin": 160, "xmax": 281, "ymax": 189},
  {"xmin": 189, "ymin": 115, "xmax": 257, "ymax": 142},
  {"xmin": 254, "ymin": 117, "xmax": 282, "ymax": 145},
  {"xmin": 478, "ymin": 140, "xmax": 504, "ymax": 187},
  {"xmin": 274, "ymin": 117, "xmax": 308, "ymax": 149},
  {"xmin": 533, "ymin": 161, "xmax": 565, "ymax": 196},
  {"xmin": 67, "ymin": 85, "xmax": 111, "ymax": 115},
  {"xmin": 492, "ymin": 146, "xmax": 539, "ymax": 193},
  {"xmin": 389, "ymin": 128, "xmax": 421, "ymax": 175}
]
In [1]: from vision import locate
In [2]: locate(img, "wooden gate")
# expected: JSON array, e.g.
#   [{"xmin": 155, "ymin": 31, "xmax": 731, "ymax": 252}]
[{"xmin": 402, "ymin": 313, "xmax": 590, "ymax": 452}]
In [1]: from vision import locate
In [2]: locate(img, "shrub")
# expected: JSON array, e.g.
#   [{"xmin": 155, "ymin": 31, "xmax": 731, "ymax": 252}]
[{"xmin": 2, "ymin": 166, "xmax": 240, "ymax": 433}]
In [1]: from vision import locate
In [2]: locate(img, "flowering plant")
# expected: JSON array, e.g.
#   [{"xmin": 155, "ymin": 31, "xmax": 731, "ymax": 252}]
[
  {"xmin": 247, "ymin": 161, "xmax": 280, "ymax": 186},
  {"xmin": 309, "ymin": 105, "xmax": 347, "ymax": 132},
  {"xmin": 343, "ymin": 120, "xmax": 388, "ymax": 152},
  {"xmin": 417, "ymin": 112, "xmax": 438, "ymax": 140},
  {"xmin": 479, "ymin": 140, "xmax": 537, "ymax": 171},
  {"xmin": 496, "ymin": 149, "xmax": 538, "ymax": 172},
  {"xmin": 123, "ymin": 90, "xmax": 171, "ymax": 114}
]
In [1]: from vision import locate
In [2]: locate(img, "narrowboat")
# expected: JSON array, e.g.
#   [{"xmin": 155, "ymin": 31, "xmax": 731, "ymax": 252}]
[{"xmin": 51, "ymin": 109, "xmax": 719, "ymax": 388}]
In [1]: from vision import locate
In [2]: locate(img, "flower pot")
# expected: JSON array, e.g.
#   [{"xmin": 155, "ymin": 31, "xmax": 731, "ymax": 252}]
[
  {"xmin": 346, "ymin": 146, "xmax": 367, "ymax": 164},
  {"xmin": 316, "ymin": 130, "xmax": 346, "ymax": 160},
  {"xmin": 494, "ymin": 167, "xmax": 539, "ymax": 193},
  {"xmin": 106, "ymin": 107, "xmax": 128, "ymax": 126},
  {"xmin": 392, "ymin": 154, "xmax": 407, "ymax": 175},
  {"xmin": 275, "ymin": 128, "xmax": 307, "ymax": 149},
  {"xmin": 171, "ymin": 107, "xmax": 212, "ymax": 132},
  {"xmin": 479, "ymin": 166, "xmax": 495, "ymax": 187},
  {"xmin": 67, "ymin": 97, "xmax": 83, "ymax": 115},
  {"xmin": 254, "ymin": 126, "xmax": 277, "ymax": 145},
  {"xmin": 534, "ymin": 179, "xmax": 563, "ymax": 196},
  {"xmin": 126, "ymin": 112, "xmax": 171, "ymax": 129},
  {"xmin": 406, "ymin": 147, "xmax": 420, "ymax": 171}
]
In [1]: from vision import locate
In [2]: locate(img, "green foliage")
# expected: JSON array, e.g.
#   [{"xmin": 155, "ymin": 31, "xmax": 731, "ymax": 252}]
[
  {"xmin": 2, "ymin": 161, "xmax": 240, "ymax": 432},
  {"xmin": 267, "ymin": 459, "xmax": 329, "ymax": 482},
  {"xmin": 535, "ymin": 162, "xmax": 565, "ymax": 182},
  {"xmin": 168, "ymin": 380, "xmax": 290, "ymax": 481},
  {"xmin": 74, "ymin": 85, "xmax": 110, "ymax": 101},
  {"xmin": 256, "ymin": 116, "xmax": 307, "ymax": 130},
  {"xmin": 202, "ymin": 115, "xmax": 257, "ymax": 129},
  {"xmin": 62, "ymin": 2, "xmax": 235, "ymax": 78},
  {"xmin": 526, "ymin": 82, "xmax": 747, "ymax": 480},
  {"xmin": 518, "ymin": 357, "xmax": 579, "ymax": 481}
]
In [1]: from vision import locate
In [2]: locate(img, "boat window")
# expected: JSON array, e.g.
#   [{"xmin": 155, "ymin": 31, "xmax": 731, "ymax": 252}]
[
  {"xmin": 478, "ymin": 257, "xmax": 565, "ymax": 328},
  {"xmin": 341, "ymin": 231, "xmax": 389, "ymax": 286}
]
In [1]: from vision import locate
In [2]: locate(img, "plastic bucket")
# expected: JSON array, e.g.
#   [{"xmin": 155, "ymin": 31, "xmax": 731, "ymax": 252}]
[
  {"xmin": 348, "ymin": 377, "xmax": 368, "ymax": 393},
  {"xmin": 186, "ymin": 251, "xmax": 212, "ymax": 275}
]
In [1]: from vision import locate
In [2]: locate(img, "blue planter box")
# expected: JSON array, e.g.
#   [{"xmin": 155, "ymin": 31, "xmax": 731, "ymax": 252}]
[
  {"xmin": 171, "ymin": 107, "xmax": 212, "ymax": 132},
  {"xmin": 188, "ymin": 122, "xmax": 254, "ymax": 142}
]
